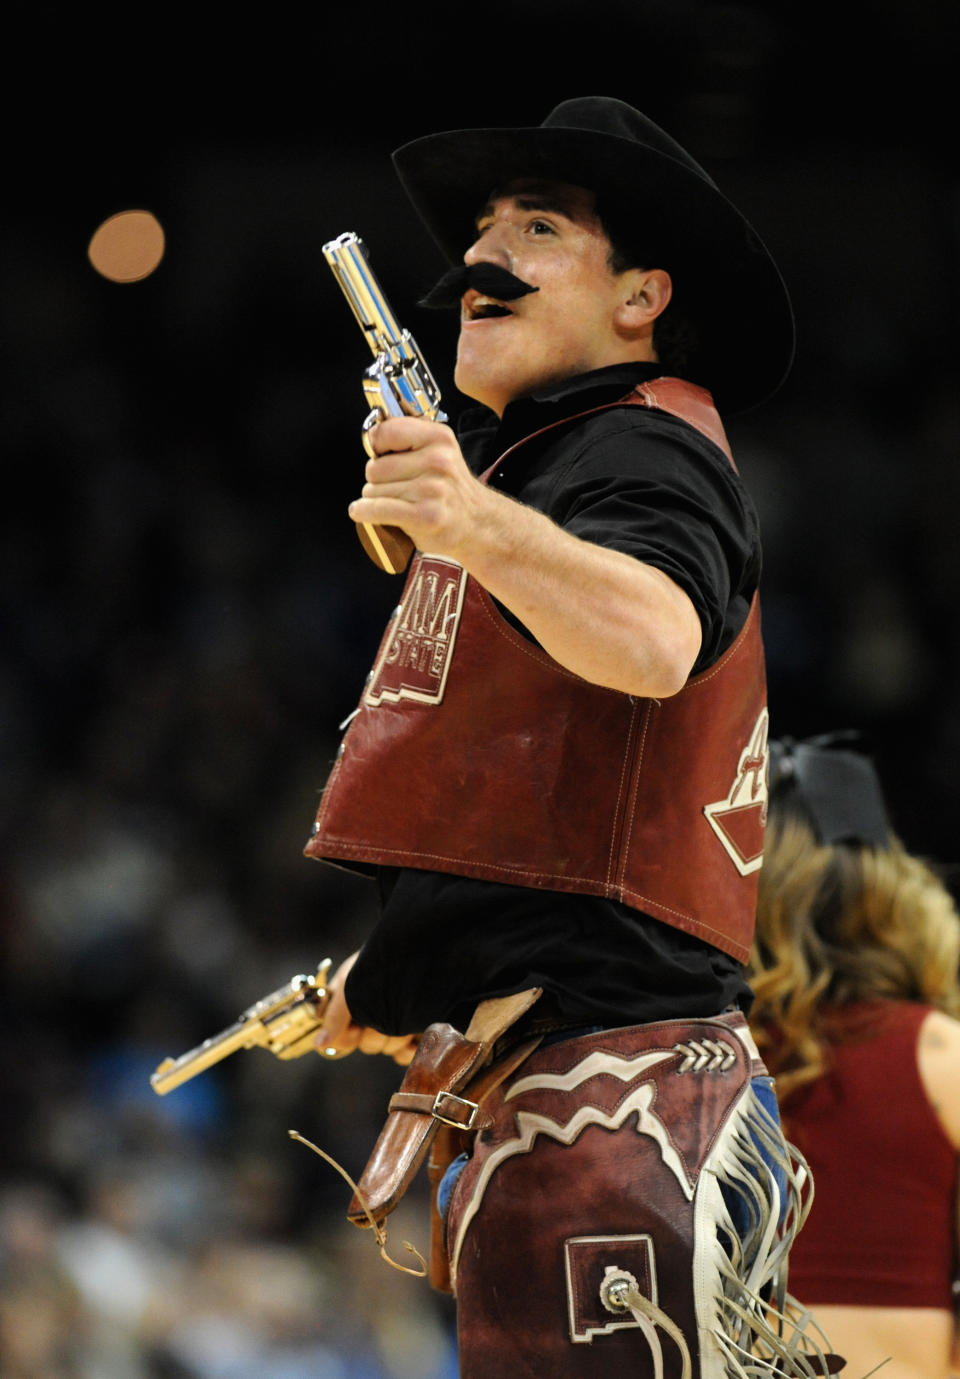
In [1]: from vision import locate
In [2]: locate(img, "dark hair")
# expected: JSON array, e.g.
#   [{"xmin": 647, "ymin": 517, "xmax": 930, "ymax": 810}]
[{"xmin": 596, "ymin": 199, "xmax": 701, "ymax": 380}]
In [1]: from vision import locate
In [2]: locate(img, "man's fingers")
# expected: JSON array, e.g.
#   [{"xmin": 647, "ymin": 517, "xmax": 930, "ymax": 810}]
[
  {"xmin": 363, "ymin": 443, "xmax": 445, "ymax": 486},
  {"xmin": 314, "ymin": 1023, "xmax": 361, "ymax": 1058},
  {"xmin": 390, "ymin": 1036, "xmax": 420, "ymax": 1067},
  {"xmin": 348, "ymin": 495, "xmax": 415, "ymax": 530},
  {"xmin": 366, "ymin": 415, "xmax": 449, "ymax": 456},
  {"xmin": 344, "ymin": 1027, "xmax": 419, "ymax": 1063},
  {"xmin": 365, "ymin": 418, "xmax": 409, "ymax": 457},
  {"xmin": 357, "ymin": 1028, "xmax": 388, "ymax": 1055},
  {"xmin": 313, "ymin": 951, "xmax": 359, "ymax": 1054}
]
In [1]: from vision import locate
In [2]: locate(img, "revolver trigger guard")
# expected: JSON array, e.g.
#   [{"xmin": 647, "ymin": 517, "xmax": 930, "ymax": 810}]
[{"xmin": 361, "ymin": 409, "xmax": 383, "ymax": 460}]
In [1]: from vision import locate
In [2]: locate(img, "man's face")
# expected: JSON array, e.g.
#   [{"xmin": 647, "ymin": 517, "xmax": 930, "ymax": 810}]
[{"xmin": 454, "ymin": 179, "xmax": 632, "ymax": 416}]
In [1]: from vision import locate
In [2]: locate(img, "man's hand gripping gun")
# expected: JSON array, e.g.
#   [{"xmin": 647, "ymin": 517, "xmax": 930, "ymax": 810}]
[
  {"xmin": 150, "ymin": 960, "xmax": 336, "ymax": 1096},
  {"xmin": 323, "ymin": 232, "xmax": 447, "ymax": 575}
]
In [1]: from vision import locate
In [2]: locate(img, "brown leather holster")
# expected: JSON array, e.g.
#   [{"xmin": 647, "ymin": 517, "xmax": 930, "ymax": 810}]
[{"xmin": 346, "ymin": 987, "xmax": 543, "ymax": 1286}]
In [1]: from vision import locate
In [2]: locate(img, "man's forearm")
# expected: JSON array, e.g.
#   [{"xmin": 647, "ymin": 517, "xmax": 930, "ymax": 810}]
[{"xmin": 452, "ymin": 484, "xmax": 702, "ymax": 698}]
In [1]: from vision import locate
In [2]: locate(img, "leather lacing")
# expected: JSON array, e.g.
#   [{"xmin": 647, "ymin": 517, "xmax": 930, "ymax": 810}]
[{"xmin": 288, "ymin": 1129, "xmax": 428, "ymax": 1277}]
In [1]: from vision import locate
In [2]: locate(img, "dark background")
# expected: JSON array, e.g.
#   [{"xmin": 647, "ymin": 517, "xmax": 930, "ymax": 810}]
[{"xmin": 1, "ymin": 2, "xmax": 958, "ymax": 1374}]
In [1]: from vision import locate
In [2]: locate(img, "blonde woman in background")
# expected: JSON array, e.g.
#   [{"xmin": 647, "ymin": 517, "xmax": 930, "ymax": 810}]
[{"xmin": 750, "ymin": 734, "xmax": 960, "ymax": 1379}]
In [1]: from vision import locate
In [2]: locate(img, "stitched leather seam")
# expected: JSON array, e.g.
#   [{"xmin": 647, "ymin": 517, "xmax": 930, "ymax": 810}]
[{"xmin": 617, "ymin": 699, "xmax": 652, "ymax": 888}]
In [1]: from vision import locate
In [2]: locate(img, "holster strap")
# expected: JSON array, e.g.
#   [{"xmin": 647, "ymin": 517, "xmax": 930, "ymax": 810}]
[
  {"xmin": 425, "ymin": 1033, "xmax": 546, "ymax": 1295},
  {"xmin": 347, "ymin": 987, "xmax": 541, "ymax": 1228},
  {"xmin": 389, "ymin": 1088, "xmax": 487, "ymax": 1131}
]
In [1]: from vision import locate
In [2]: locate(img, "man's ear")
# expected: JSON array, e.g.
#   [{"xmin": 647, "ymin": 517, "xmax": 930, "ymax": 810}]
[{"xmin": 614, "ymin": 268, "xmax": 673, "ymax": 332}]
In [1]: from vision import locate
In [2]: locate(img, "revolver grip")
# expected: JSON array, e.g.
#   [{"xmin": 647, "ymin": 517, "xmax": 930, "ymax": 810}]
[
  {"xmin": 357, "ymin": 397, "xmax": 417, "ymax": 575},
  {"xmin": 356, "ymin": 522, "xmax": 415, "ymax": 575}
]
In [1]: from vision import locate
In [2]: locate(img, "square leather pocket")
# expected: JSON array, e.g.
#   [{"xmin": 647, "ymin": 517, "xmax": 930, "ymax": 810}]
[{"xmin": 564, "ymin": 1233, "xmax": 656, "ymax": 1342}]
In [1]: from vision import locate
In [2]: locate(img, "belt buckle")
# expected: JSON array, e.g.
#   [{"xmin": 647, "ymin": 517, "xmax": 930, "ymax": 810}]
[{"xmin": 432, "ymin": 1090, "xmax": 479, "ymax": 1130}]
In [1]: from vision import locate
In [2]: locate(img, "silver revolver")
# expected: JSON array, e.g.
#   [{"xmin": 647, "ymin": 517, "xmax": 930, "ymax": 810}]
[
  {"xmin": 150, "ymin": 960, "xmax": 335, "ymax": 1095},
  {"xmin": 323, "ymin": 231, "xmax": 447, "ymax": 575}
]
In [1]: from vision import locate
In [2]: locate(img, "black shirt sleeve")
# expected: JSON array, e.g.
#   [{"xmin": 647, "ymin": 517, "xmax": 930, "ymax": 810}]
[{"xmin": 485, "ymin": 405, "xmax": 762, "ymax": 674}]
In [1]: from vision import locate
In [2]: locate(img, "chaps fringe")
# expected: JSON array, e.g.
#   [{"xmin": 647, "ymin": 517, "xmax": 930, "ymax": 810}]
[{"xmin": 692, "ymin": 1082, "xmax": 841, "ymax": 1377}]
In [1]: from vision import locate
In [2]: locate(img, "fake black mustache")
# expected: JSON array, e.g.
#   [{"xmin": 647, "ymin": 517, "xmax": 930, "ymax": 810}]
[{"xmin": 419, "ymin": 262, "xmax": 539, "ymax": 310}]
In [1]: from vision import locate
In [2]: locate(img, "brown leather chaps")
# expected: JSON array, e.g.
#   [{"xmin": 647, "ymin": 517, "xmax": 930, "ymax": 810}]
[{"xmin": 444, "ymin": 1012, "xmax": 770, "ymax": 1378}]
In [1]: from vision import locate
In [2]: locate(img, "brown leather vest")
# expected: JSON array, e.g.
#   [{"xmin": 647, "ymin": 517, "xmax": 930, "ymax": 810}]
[{"xmin": 304, "ymin": 379, "xmax": 768, "ymax": 963}]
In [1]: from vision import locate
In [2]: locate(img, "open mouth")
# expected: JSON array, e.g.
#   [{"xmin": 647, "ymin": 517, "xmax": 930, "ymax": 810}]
[{"xmin": 464, "ymin": 292, "xmax": 513, "ymax": 321}]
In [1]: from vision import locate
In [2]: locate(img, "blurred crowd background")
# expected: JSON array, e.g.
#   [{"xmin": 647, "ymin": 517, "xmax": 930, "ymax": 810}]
[{"xmin": 1, "ymin": 1, "xmax": 958, "ymax": 1373}]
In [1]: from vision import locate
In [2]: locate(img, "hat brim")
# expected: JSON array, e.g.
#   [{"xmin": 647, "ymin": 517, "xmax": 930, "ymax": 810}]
[{"xmin": 393, "ymin": 125, "xmax": 794, "ymax": 414}]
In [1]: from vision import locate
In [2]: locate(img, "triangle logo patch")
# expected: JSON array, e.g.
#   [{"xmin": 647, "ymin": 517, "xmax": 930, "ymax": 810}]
[{"xmin": 703, "ymin": 710, "xmax": 769, "ymax": 876}]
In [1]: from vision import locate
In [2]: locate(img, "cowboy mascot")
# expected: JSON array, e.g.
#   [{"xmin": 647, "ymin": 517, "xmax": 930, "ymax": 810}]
[{"xmin": 306, "ymin": 97, "xmax": 843, "ymax": 1378}]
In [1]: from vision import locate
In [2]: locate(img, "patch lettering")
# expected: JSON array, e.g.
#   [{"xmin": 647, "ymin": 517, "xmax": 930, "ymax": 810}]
[{"xmin": 365, "ymin": 555, "xmax": 467, "ymax": 707}]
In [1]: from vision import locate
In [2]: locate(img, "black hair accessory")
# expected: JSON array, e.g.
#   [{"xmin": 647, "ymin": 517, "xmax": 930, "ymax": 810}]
[{"xmin": 769, "ymin": 732, "xmax": 891, "ymax": 848}]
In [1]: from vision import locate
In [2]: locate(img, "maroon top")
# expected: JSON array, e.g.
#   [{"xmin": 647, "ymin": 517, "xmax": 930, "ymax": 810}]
[{"xmin": 781, "ymin": 1000, "xmax": 956, "ymax": 1308}]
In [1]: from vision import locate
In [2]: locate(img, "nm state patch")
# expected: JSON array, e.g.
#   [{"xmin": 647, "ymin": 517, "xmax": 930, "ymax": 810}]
[{"xmin": 366, "ymin": 555, "xmax": 467, "ymax": 707}]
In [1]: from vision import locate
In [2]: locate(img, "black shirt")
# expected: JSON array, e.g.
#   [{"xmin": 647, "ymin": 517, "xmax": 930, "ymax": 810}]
[{"xmin": 345, "ymin": 363, "xmax": 760, "ymax": 1035}]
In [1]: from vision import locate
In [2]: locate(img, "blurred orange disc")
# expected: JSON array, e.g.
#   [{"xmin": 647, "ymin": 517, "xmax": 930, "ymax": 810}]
[{"xmin": 88, "ymin": 209, "xmax": 166, "ymax": 282}]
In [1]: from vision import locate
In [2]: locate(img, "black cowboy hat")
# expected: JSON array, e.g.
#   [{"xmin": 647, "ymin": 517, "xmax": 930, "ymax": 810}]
[{"xmin": 392, "ymin": 96, "xmax": 795, "ymax": 414}]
